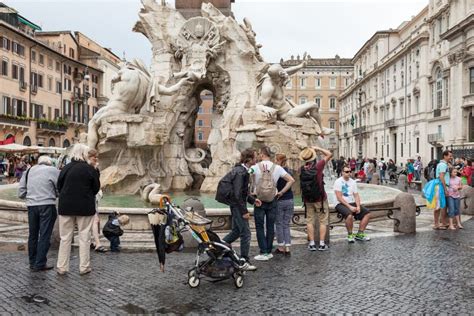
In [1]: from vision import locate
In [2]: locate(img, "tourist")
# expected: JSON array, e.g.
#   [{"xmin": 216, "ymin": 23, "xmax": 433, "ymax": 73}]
[
  {"xmin": 460, "ymin": 159, "xmax": 473, "ymax": 187},
  {"xmin": 414, "ymin": 156, "xmax": 423, "ymax": 181},
  {"xmin": 367, "ymin": 159, "xmax": 375, "ymax": 183},
  {"xmin": 378, "ymin": 158, "xmax": 387, "ymax": 184},
  {"xmin": 14, "ymin": 157, "xmax": 25, "ymax": 183},
  {"xmin": 217, "ymin": 148, "xmax": 261, "ymax": 271},
  {"xmin": 7, "ymin": 157, "xmax": 15, "ymax": 183},
  {"xmin": 274, "ymin": 153, "xmax": 294, "ymax": 256},
  {"xmin": 251, "ymin": 146, "xmax": 295, "ymax": 261},
  {"xmin": 336, "ymin": 156, "xmax": 344, "ymax": 178},
  {"xmin": 56, "ymin": 144, "xmax": 100, "ymax": 275},
  {"xmin": 102, "ymin": 211, "xmax": 130, "ymax": 252},
  {"xmin": 18, "ymin": 155, "xmax": 60, "ymax": 271},
  {"xmin": 88, "ymin": 149, "xmax": 107, "ymax": 253},
  {"xmin": 447, "ymin": 168, "xmax": 463, "ymax": 230},
  {"xmin": 299, "ymin": 146, "xmax": 333, "ymax": 251},
  {"xmin": 334, "ymin": 166, "xmax": 372, "ymax": 242},
  {"xmin": 407, "ymin": 159, "xmax": 415, "ymax": 184},
  {"xmin": 349, "ymin": 157, "xmax": 357, "ymax": 176}
]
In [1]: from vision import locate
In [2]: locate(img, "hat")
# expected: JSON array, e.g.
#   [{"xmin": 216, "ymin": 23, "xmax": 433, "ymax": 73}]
[{"xmin": 299, "ymin": 147, "xmax": 317, "ymax": 162}]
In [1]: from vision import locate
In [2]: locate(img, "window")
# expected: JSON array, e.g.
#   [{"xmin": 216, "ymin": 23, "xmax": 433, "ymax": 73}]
[
  {"xmin": 0, "ymin": 36, "xmax": 11, "ymax": 50},
  {"xmin": 1, "ymin": 59, "xmax": 7, "ymax": 76},
  {"xmin": 48, "ymin": 57, "xmax": 53, "ymax": 69},
  {"xmin": 63, "ymin": 139, "xmax": 71, "ymax": 148},
  {"xmin": 299, "ymin": 96, "xmax": 307, "ymax": 104},
  {"xmin": 31, "ymin": 103, "xmax": 43, "ymax": 119},
  {"xmin": 415, "ymin": 96, "xmax": 420, "ymax": 113},
  {"xmin": 47, "ymin": 77, "xmax": 52, "ymax": 91},
  {"xmin": 31, "ymin": 72, "xmax": 38, "ymax": 87},
  {"xmin": 416, "ymin": 138, "xmax": 419, "ymax": 154},
  {"xmin": 63, "ymin": 78, "xmax": 72, "ymax": 91},
  {"xmin": 286, "ymin": 79, "xmax": 292, "ymax": 88},
  {"xmin": 92, "ymin": 87, "xmax": 98, "ymax": 98},
  {"xmin": 330, "ymin": 78, "xmax": 336, "ymax": 89},
  {"xmin": 329, "ymin": 98, "xmax": 336, "ymax": 110},
  {"xmin": 69, "ymin": 48, "xmax": 75, "ymax": 59},
  {"xmin": 300, "ymin": 77, "xmax": 306, "ymax": 88},
  {"xmin": 344, "ymin": 77, "xmax": 349, "ymax": 88},
  {"xmin": 400, "ymin": 99, "xmax": 404, "ymax": 117},
  {"xmin": 38, "ymin": 74, "xmax": 43, "ymax": 88},
  {"xmin": 401, "ymin": 72, "xmax": 404, "ymax": 87},
  {"xmin": 470, "ymin": 68, "xmax": 474, "ymax": 94},
  {"xmin": 56, "ymin": 81, "xmax": 62, "ymax": 93},
  {"xmin": 63, "ymin": 100, "xmax": 71, "ymax": 118},
  {"xmin": 48, "ymin": 107, "xmax": 52, "ymax": 120},
  {"xmin": 31, "ymin": 50, "xmax": 36, "ymax": 62},
  {"xmin": 19, "ymin": 66, "xmax": 24, "ymax": 82},
  {"xmin": 2, "ymin": 96, "xmax": 11, "ymax": 115},
  {"xmin": 49, "ymin": 138, "xmax": 56, "ymax": 147},
  {"xmin": 315, "ymin": 77, "xmax": 321, "ymax": 89},
  {"xmin": 435, "ymin": 68, "xmax": 443, "ymax": 109},
  {"xmin": 56, "ymin": 61, "xmax": 60, "ymax": 72},
  {"xmin": 12, "ymin": 64, "xmax": 18, "ymax": 80},
  {"xmin": 23, "ymin": 136, "xmax": 31, "ymax": 146},
  {"xmin": 407, "ymin": 96, "xmax": 411, "ymax": 116},
  {"xmin": 329, "ymin": 120, "xmax": 336, "ymax": 129},
  {"xmin": 39, "ymin": 54, "xmax": 44, "ymax": 65},
  {"xmin": 198, "ymin": 106, "xmax": 204, "ymax": 114},
  {"xmin": 12, "ymin": 42, "xmax": 25, "ymax": 56},
  {"xmin": 197, "ymin": 132, "xmax": 203, "ymax": 141},
  {"xmin": 314, "ymin": 97, "xmax": 321, "ymax": 107},
  {"xmin": 393, "ymin": 75, "xmax": 396, "ymax": 90},
  {"xmin": 198, "ymin": 119, "xmax": 203, "ymax": 127},
  {"xmin": 54, "ymin": 109, "xmax": 60, "ymax": 119}
]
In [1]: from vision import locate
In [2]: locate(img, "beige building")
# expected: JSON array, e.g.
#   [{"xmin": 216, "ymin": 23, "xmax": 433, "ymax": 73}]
[
  {"xmin": 282, "ymin": 55, "xmax": 353, "ymax": 157},
  {"xmin": 0, "ymin": 4, "xmax": 120, "ymax": 148},
  {"xmin": 339, "ymin": 0, "xmax": 474, "ymax": 164}
]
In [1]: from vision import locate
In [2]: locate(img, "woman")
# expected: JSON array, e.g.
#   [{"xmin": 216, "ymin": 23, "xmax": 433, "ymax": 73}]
[
  {"xmin": 56, "ymin": 144, "xmax": 100, "ymax": 275},
  {"xmin": 461, "ymin": 159, "xmax": 472, "ymax": 187},
  {"xmin": 407, "ymin": 159, "xmax": 415, "ymax": 183},
  {"xmin": 88, "ymin": 149, "xmax": 107, "ymax": 253},
  {"xmin": 274, "ymin": 153, "xmax": 294, "ymax": 256}
]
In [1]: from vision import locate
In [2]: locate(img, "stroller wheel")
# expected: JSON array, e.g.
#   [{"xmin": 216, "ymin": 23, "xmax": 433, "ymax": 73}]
[
  {"xmin": 188, "ymin": 268, "xmax": 197, "ymax": 278},
  {"xmin": 188, "ymin": 275, "xmax": 200, "ymax": 288},
  {"xmin": 234, "ymin": 275, "xmax": 244, "ymax": 289}
]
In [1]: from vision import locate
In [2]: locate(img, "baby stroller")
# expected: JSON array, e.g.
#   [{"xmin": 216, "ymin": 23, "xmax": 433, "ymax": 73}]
[
  {"xmin": 148, "ymin": 198, "xmax": 247, "ymax": 289},
  {"xmin": 388, "ymin": 168, "xmax": 407, "ymax": 184}
]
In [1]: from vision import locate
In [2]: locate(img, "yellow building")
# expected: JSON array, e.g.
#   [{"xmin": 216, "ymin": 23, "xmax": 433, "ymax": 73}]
[
  {"xmin": 0, "ymin": 4, "xmax": 120, "ymax": 147},
  {"xmin": 282, "ymin": 55, "xmax": 353, "ymax": 157}
]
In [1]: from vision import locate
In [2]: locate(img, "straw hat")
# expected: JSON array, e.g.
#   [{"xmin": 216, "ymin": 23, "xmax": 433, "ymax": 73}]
[{"xmin": 299, "ymin": 147, "xmax": 317, "ymax": 162}]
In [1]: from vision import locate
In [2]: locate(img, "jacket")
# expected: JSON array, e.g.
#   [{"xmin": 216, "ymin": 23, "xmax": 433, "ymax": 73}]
[
  {"xmin": 231, "ymin": 164, "xmax": 256, "ymax": 215},
  {"xmin": 58, "ymin": 160, "xmax": 100, "ymax": 216},
  {"xmin": 102, "ymin": 213, "xmax": 123, "ymax": 238},
  {"xmin": 18, "ymin": 164, "xmax": 60, "ymax": 206}
]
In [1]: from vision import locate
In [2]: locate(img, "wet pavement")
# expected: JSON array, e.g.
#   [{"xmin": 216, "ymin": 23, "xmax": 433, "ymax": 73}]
[{"xmin": 0, "ymin": 219, "xmax": 473, "ymax": 314}]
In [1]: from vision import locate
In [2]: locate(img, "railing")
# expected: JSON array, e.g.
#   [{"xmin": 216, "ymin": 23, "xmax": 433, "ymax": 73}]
[
  {"xmin": 19, "ymin": 81, "xmax": 27, "ymax": 91},
  {"xmin": 353, "ymin": 126, "xmax": 366, "ymax": 134},
  {"xmin": 385, "ymin": 119, "xmax": 397, "ymax": 128},
  {"xmin": 450, "ymin": 144, "xmax": 474, "ymax": 158},
  {"xmin": 433, "ymin": 108, "xmax": 441, "ymax": 117},
  {"xmin": 37, "ymin": 121, "xmax": 67, "ymax": 132},
  {"xmin": 428, "ymin": 133, "xmax": 443, "ymax": 143},
  {"xmin": 0, "ymin": 115, "xmax": 30, "ymax": 126}
]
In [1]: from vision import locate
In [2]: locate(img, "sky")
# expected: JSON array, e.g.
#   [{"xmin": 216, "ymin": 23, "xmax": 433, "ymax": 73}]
[{"xmin": 3, "ymin": 0, "xmax": 428, "ymax": 64}]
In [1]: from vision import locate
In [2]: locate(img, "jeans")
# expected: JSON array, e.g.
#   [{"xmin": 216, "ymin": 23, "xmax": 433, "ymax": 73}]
[
  {"xmin": 275, "ymin": 199, "xmax": 294, "ymax": 246},
  {"xmin": 28, "ymin": 205, "xmax": 57, "ymax": 269},
  {"xmin": 254, "ymin": 200, "xmax": 277, "ymax": 254},
  {"xmin": 447, "ymin": 197, "xmax": 460, "ymax": 218},
  {"xmin": 379, "ymin": 170, "xmax": 386, "ymax": 183},
  {"xmin": 223, "ymin": 205, "xmax": 251, "ymax": 260},
  {"xmin": 107, "ymin": 235, "xmax": 121, "ymax": 251},
  {"xmin": 414, "ymin": 170, "xmax": 421, "ymax": 181}
]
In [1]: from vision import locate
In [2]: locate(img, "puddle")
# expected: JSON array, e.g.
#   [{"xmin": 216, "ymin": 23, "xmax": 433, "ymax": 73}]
[{"xmin": 120, "ymin": 303, "xmax": 148, "ymax": 314}]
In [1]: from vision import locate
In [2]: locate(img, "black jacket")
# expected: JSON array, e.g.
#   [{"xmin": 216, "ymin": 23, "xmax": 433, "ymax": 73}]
[
  {"xmin": 58, "ymin": 160, "xmax": 100, "ymax": 216},
  {"xmin": 103, "ymin": 213, "xmax": 123, "ymax": 238},
  {"xmin": 231, "ymin": 164, "xmax": 256, "ymax": 215}
]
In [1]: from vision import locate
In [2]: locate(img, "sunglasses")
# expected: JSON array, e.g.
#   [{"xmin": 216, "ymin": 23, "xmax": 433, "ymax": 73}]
[{"xmin": 343, "ymin": 170, "xmax": 351, "ymax": 173}]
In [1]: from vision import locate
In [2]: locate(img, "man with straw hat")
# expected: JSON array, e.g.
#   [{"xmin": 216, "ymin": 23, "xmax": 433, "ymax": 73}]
[{"xmin": 299, "ymin": 146, "xmax": 333, "ymax": 251}]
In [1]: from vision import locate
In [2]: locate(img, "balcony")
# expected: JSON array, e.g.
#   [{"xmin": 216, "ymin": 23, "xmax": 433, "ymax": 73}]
[
  {"xmin": 385, "ymin": 119, "xmax": 397, "ymax": 129},
  {"xmin": 462, "ymin": 94, "xmax": 474, "ymax": 108},
  {"xmin": 0, "ymin": 115, "xmax": 30, "ymax": 127},
  {"xmin": 19, "ymin": 81, "xmax": 27, "ymax": 91},
  {"xmin": 37, "ymin": 121, "xmax": 67, "ymax": 133},
  {"xmin": 428, "ymin": 133, "xmax": 444, "ymax": 144},
  {"xmin": 433, "ymin": 109, "xmax": 442, "ymax": 117},
  {"xmin": 343, "ymin": 132, "xmax": 348, "ymax": 138},
  {"xmin": 31, "ymin": 85, "xmax": 37, "ymax": 94},
  {"xmin": 353, "ymin": 126, "xmax": 366, "ymax": 134}
]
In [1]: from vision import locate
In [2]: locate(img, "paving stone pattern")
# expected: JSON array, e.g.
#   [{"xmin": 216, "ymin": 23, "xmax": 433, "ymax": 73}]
[{"xmin": 0, "ymin": 220, "xmax": 473, "ymax": 314}]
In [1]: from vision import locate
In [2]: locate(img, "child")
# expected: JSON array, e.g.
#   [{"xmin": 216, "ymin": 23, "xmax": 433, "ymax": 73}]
[
  {"xmin": 102, "ymin": 212, "xmax": 130, "ymax": 252},
  {"xmin": 447, "ymin": 168, "xmax": 463, "ymax": 230}
]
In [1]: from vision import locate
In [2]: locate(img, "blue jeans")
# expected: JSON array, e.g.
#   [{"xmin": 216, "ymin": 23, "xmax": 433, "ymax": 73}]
[
  {"xmin": 447, "ymin": 197, "xmax": 460, "ymax": 218},
  {"xmin": 223, "ymin": 205, "xmax": 251, "ymax": 260},
  {"xmin": 275, "ymin": 199, "xmax": 294, "ymax": 246},
  {"xmin": 254, "ymin": 200, "xmax": 277, "ymax": 254},
  {"xmin": 27, "ymin": 205, "xmax": 57, "ymax": 269},
  {"xmin": 107, "ymin": 235, "xmax": 121, "ymax": 251},
  {"xmin": 379, "ymin": 170, "xmax": 386, "ymax": 183}
]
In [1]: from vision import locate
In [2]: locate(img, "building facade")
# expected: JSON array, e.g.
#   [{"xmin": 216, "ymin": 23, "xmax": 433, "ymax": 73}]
[
  {"xmin": 282, "ymin": 55, "xmax": 354, "ymax": 157},
  {"xmin": 0, "ymin": 4, "xmax": 120, "ymax": 148},
  {"xmin": 339, "ymin": 0, "xmax": 474, "ymax": 164},
  {"xmin": 195, "ymin": 90, "xmax": 213, "ymax": 149}
]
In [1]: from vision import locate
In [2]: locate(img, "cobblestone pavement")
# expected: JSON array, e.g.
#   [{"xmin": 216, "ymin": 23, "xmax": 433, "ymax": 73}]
[{"xmin": 0, "ymin": 219, "xmax": 473, "ymax": 315}]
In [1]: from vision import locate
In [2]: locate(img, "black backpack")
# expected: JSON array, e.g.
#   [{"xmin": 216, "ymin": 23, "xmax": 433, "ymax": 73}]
[
  {"xmin": 215, "ymin": 167, "xmax": 238, "ymax": 205},
  {"xmin": 382, "ymin": 162, "xmax": 387, "ymax": 171},
  {"xmin": 300, "ymin": 162, "xmax": 323, "ymax": 203}
]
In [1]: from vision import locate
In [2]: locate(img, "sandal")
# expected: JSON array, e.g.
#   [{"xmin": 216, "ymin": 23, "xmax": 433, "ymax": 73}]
[{"xmin": 95, "ymin": 246, "xmax": 108, "ymax": 253}]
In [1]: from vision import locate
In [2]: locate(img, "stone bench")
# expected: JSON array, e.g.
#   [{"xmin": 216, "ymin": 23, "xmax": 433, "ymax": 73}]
[{"xmin": 409, "ymin": 180, "xmax": 423, "ymax": 191}]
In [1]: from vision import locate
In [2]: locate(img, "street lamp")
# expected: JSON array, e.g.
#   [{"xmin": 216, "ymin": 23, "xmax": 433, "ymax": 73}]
[{"xmin": 357, "ymin": 87, "xmax": 365, "ymax": 162}]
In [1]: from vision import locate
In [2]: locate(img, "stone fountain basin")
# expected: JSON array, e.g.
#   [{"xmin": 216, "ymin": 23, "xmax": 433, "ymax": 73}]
[{"xmin": 0, "ymin": 184, "xmax": 401, "ymax": 231}]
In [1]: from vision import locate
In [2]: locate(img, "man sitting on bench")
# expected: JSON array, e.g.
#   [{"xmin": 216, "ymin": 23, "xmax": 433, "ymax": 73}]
[{"xmin": 334, "ymin": 166, "xmax": 372, "ymax": 243}]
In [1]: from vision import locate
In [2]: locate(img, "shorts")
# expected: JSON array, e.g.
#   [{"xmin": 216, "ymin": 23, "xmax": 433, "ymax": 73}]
[
  {"xmin": 335, "ymin": 203, "xmax": 370, "ymax": 221},
  {"xmin": 305, "ymin": 200, "xmax": 329, "ymax": 226}
]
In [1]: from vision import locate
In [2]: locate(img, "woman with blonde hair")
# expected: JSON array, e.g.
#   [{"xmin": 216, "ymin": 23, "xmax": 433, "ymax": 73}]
[
  {"xmin": 56, "ymin": 144, "xmax": 100, "ymax": 275},
  {"xmin": 274, "ymin": 153, "xmax": 294, "ymax": 256}
]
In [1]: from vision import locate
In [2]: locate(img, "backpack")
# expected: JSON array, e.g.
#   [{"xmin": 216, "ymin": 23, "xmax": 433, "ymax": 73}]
[
  {"xmin": 300, "ymin": 162, "xmax": 323, "ymax": 203},
  {"xmin": 215, "ymin": 167, "xmax": 238, "ymax": 205},
  {"xmin": 102, "ymin": 214, "xmax": 123, "ymax": 238},
  {"xmin": 255, "ymin": 162, "xmax": 277, "ymax": 202},
  {"xmin": 382, "ymin": 162, "xmax": 387, "ymax": 171}
]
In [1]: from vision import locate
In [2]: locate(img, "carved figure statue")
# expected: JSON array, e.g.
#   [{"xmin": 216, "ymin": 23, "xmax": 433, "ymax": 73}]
[
  {"xmin": 240, "ymin": 17, "xmax": 263, "ymax": 62},
  {"xmin": 184, "ymin": 147, "xmax": 209, "ymax": 177},
  {"xmin": 256, "ymin": 54, "xmax": 333, "ymax": 135}
]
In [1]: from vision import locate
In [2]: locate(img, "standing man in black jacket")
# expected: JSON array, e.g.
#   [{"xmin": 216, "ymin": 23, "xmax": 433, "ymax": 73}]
[{"xmin": 221, "ymin": 148, "xmax": 261, "ymax": 271}]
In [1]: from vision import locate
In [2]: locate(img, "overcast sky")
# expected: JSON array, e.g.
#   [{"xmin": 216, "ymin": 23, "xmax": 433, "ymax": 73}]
[{"xmin": 3, "ymin": 0, "xmax": 427, "ymax": 64}]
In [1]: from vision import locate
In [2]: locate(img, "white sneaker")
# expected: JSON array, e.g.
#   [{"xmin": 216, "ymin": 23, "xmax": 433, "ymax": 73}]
[
  {"xmin": 254, "ymin": 254, "xmax": 269, "ymax": 261},
  {"xmin": 265, "ymin": 253, "xmax": 273, "ymax": 259},
  {"xmin": 240, "ymin": 262, "xmax": 257, "ymax": 271}
]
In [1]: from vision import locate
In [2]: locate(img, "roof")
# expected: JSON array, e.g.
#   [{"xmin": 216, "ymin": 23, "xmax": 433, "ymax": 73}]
[
  {"xmin": 281, "ymin": 57, "xmax": 353, "ymax": 67},
  {"xmin": 352, "ymin": 30, "xmax": 398, "ymax": 62},
  {"xmin": 36, "ymin": 31, "xmax": 79, "ymax": 47}
]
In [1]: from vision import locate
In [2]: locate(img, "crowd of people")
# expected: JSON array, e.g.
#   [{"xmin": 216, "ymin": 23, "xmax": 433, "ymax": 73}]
[
  {"xmin": 17, "ymin": 144, "xmax": 127, "ymax": 274},
  {"xmin": 217, "ymin": 146, "xmax": 372, "ymax": 271}
]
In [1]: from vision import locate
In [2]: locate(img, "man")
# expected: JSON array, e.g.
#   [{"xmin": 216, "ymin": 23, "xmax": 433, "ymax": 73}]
[
  {"xmin": 334, "ymin": 166, "xmax": 372, "ymax": 242},
  {"xmin": 414, "ymin": 156, "xmax": 423, "ymax": 181},
  {"xmin": 336, "ymin": 156, "xmax": 344, "ymax": 178},
  {"xmin": 299, "ymin": 146, "xmax": 333, "ymax": 251},
  {"xmin": 378, "ymin": 158, "xmax": 387, "ymax": 184},
  {"xmin": 18, "ymin": 155, "xmax": 60, "ymax": 271},
  {"xmin": 433, "ymin": 150, "xmax": 452, "ymax": 229},
  {"xmin": 218, "ymin": 149, "xmax": 261, "ymax": 271},
  {"xmin": 251, "ymin": 146, "xmax": 295, "ymax": 261}
]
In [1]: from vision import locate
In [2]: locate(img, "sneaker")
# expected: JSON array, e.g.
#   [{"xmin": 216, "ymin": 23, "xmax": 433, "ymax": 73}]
[
  {"xmin": 307, "ymin": 244, "xmax": 317, "ymax": 251},
  {"xmin": 355, "ymin": 232, "xmax": 371, "ymax": 241},
  {"xmin": 254, "ymin": 254, "xmax": 269, "ymax": 261},
  {"xmin": 265, "ymin": 253, "xmax": 273, "ymax": 259},
  {"xmin": 240, "ymin": 262, "xmax": 257, "ymax": 271},
  {"xmin": 347, "ymin": 234, "xmax": 355, "ymax": 243},
  {"xmin": 317, "ymin": 244, "xmax": 329, "ymax": 251}
]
